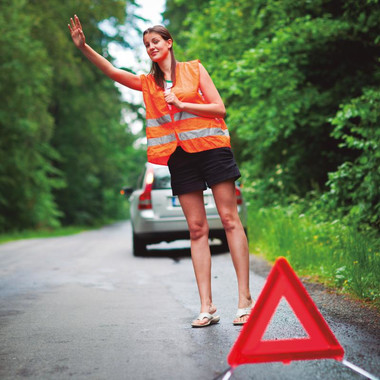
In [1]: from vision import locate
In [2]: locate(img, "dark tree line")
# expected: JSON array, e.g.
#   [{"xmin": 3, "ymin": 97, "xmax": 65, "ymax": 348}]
[{"xmin": 0, "ymin": 0, "xmax": 146, "ymax": 232}]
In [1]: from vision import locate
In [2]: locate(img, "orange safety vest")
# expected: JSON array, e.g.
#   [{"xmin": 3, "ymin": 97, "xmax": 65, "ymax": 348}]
[{"xmin": 140, "ymin": 60, "xmax": 231, "ymax": 165}]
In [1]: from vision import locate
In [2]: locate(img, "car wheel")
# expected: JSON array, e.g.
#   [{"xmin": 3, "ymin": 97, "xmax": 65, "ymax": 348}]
[
  {"xmin": 220, "ymin": 235, "xmax": 229, "ymax": 251},
  {"xmin": 216, "ymin": 231, "xmax": 229, "ymax": 251},
  {"xmin": 133, "ymin": 232, "xmax": 147, "ymax": 256}
]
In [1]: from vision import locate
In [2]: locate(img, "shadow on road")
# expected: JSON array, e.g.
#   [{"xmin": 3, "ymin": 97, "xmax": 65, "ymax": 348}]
[{"xmin": 138, "ymin": 240, "xmax": 229, "ymax": 262}]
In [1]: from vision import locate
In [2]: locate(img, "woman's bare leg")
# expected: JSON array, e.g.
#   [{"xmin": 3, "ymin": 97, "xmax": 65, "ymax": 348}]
[
  {"xmin": 211, "ymin": 180, "xmax": 252, "ymax": 323},
  {"xmin": 178, "ymin": 190, "xmax": 217, "ymax": 326}
]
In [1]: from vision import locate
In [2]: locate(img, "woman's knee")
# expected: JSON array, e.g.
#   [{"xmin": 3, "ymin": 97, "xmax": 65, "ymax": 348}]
[
  {"xmin": 188, "ymin": 220, "xmax": 209, "ymax": 241},
  {"xmin": 219, "ymin": 211, "xmax": 240, "ymax": 232}
]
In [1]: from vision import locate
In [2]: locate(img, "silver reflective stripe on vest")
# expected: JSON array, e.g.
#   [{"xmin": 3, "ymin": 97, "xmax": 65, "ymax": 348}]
[
  {"xmin": 173, "ymin": 111, "xmax": 199, "ymax": 122},
  {"xmin": 147, "ymin": 133, "xmax": 176, "ymax": 147},
  {"xmin": 178, "ymin": 128, "xmax": 230, "ymax": 141},
  {"xmin": 146, "ymin": 114, "xmax": 172, "ymax": 127}
]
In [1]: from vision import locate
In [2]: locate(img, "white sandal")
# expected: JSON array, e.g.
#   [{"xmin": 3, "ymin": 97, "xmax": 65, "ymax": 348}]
[
  {"xmin": 233, "ymin": 307, "xmax": 253, "ymax": 325},
  {"xmin": 191, "ymin": 312, "xmax": 220, "ymax": 328}
]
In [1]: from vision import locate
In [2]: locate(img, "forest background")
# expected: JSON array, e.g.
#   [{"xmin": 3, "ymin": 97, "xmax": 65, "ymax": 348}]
[{"xmin": 0, "ymin": 0, "xmax": 379, "ymax": 306}]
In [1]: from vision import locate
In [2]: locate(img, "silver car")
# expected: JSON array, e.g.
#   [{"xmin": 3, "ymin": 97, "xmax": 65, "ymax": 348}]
[{"xmin": 124, "ymin": 163, "xmax": 247, "ymax": 256}]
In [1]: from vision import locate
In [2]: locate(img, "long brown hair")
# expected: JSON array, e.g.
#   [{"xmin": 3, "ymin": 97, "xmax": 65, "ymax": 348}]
[{"xmin": 143, "ymin": 25, "xmax": 176, "ymax": 89}]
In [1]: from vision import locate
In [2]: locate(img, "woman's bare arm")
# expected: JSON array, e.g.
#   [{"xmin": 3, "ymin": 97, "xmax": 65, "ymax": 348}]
[{"xmin": 68, "ymin": 15, "xmax": 142, "ymax": 91}]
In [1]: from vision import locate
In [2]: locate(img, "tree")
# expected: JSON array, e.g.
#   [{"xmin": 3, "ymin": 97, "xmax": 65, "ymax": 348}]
[
  {"xmin": 0, "ymin": 0, "xmax": 63, "ymax": 231},
  {"xmin": 26, "ymin": 0, "xmax": 145, "ymax": 225},
  {"xmin": 0, "ymin": 0, "xmax": 146, "ymax": 231},
  {"xmin": 325, "ymin": 88, "xmax": 380, "ymax": 229}
]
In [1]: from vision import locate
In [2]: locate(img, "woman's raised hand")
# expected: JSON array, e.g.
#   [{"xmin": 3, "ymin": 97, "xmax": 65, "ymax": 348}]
[
  {"xmin": 67, "ymin": 14, "xmax": 142, "ymax": 91},
  {"xmin": 68, "ymin": 15, "xmax": 85, "ymax": 49}
]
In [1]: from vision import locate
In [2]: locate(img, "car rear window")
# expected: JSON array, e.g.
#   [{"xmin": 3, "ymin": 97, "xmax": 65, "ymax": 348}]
[{"xmin": 152, "ymin": 167, "xmax": 171, "ymax": 190}]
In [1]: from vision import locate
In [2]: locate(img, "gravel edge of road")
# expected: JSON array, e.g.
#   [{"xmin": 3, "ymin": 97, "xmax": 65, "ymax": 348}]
[{"xmin": 250, "ymin": 254, "xmax": 380, "ymax": 339}]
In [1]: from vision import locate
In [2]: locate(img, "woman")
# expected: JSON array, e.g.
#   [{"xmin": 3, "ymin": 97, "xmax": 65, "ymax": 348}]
[{"xmin": 68, "ymin": 15, "xmax": 253, "ymax": 327}]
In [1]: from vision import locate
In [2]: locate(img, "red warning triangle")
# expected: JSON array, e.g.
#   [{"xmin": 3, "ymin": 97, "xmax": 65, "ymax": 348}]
[{"xmin": 228, "ymin": 257, "xmax": 344, "ymax": 366}]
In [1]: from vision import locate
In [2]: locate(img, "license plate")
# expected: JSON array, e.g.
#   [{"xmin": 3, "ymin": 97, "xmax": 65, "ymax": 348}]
[
  {"xmin": 171, "ymin": 196, "xmax": 181, "ymax": 207},
  {"xmin": 171, "ymin": 196, "xmax": 209, "ymax": 207}
]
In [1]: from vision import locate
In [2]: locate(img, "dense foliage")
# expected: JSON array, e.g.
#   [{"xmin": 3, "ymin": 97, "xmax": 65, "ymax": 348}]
[
  {"xmin": 0, "ymin": 0, "xmax": 146, "ymax": 231},
  {"xmin": 164, "ymin": 0, "xmax": 380, "ymax": 230}
]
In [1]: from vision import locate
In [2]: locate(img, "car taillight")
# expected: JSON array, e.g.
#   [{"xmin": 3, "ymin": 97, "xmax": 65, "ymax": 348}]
[
  {"xmin": 235, "ymin": 187, "xmax": 243, "ymax": 205},
  {"xmin": 138, "ymin": 190, "xmax": 152, "ymax": 209},
  {"xmin": 138, "ymin": 168, "xmax": 154, "ymax": 210}
]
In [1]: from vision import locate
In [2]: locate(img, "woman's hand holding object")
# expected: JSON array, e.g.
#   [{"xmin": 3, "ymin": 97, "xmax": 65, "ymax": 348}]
[{"xmin": 164, "ymin": 90, "xmax": 182, "ymax": 110}]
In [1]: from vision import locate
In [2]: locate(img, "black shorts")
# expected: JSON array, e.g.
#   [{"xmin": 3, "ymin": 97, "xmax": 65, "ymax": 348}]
[{"xmin": 167, "ymin": 146, "xmax": 241, "ymax": 196}]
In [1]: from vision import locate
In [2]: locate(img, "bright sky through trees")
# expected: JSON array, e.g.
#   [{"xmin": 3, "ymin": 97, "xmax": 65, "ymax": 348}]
[{"xmin": 102, "ymin": 0, "xmax": 165, "ymax": 134}]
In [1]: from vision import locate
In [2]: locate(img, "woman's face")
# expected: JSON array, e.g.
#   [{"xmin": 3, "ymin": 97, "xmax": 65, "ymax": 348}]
[{"xmin": 143, "ymin": 32, "xmax": 172, "ymax": 62}]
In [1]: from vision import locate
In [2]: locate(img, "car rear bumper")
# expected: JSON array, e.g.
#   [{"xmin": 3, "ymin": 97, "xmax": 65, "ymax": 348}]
[
  {"xmin": 134, "ymin": 228, "xmax": 228, "ymax": 245},
  {"xmin": 131, "ymin": 205, "xmax": 247, "ymax": 245},
  {"xmin": 132, "ymin": 210, "xmax": 225, "ymax": 235}
]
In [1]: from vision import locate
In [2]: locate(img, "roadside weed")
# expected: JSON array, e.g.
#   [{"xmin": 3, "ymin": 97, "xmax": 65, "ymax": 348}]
[{"xmin": 248, "ymin": 204, "xmax": 380, "ymax": 306}]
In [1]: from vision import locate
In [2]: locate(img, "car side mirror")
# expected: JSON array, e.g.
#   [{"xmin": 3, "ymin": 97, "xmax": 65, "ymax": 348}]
[{"xmin": 121, "ymin": 186, "xmax": 134, "ymax": 197}]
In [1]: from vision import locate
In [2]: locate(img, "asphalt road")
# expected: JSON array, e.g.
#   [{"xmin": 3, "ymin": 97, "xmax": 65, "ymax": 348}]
[{"xmin": 0, "ymin": 221, "xmax": 379, "ymax": 380}]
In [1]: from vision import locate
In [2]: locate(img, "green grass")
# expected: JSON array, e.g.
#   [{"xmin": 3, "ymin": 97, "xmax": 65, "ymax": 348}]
[
  {"xmin": 247, "ymin": 204, "xmax": 380, "ymax": 307},
  {"xmin": 0, "ymin": 226, "xmax": 93, "ymax": 244}
]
